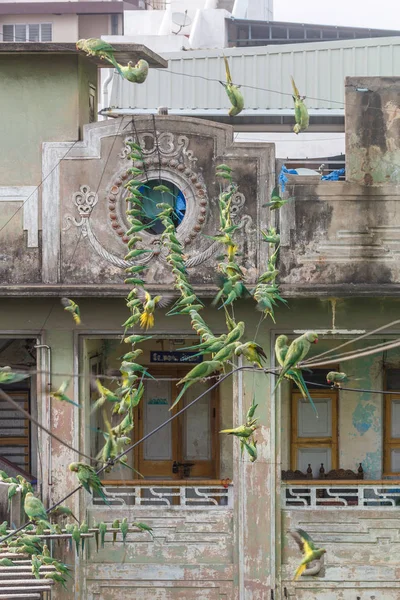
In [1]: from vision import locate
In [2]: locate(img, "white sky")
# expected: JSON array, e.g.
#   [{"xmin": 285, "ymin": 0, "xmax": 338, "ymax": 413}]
[{"xmin": 273, "ymin": 0, "xmax": 400, "ymax": 30}]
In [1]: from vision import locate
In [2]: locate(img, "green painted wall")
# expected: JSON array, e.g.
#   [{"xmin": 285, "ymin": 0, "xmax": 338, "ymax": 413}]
[{"xmin": 0, "ymin": 54, "xmax": 97, "ymax": 186}]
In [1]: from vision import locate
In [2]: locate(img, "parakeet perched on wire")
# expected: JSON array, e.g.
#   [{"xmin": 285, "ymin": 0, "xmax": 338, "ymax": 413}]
[
  {"xmin": 234, "ymin": 342, "xmax": 267, "ymax": 369},
  {"xmin": 290, "ymin": 528, "xmax": 326, "ymax": 580},
  {"xmin": 118, "ymin": 59, "xmax": 149, "ymax": 84},
  {"xmin": 274, "ymin": 331, "xmax": 318, "ymax": 391},
  {"xmin": 49, "ymin": 505, "xmax": 79, "ymax": 523},
  {"xmin": 326, "ymin": 371, "xmax": 355, "ymax": 388},
  {"xmin": 51, "ymin": 380, "xmax": 80, "ymax": 407},
  {"xmin": 61, "ymin": 298, "xmax": 81, "ymax": 324},
  {"xmin": 291, "ymin": 76, "xmax": 309, "ymax": 134},
  {"xmin": 221, "ymin": 55, "xmax": 244, "ymax": 117},
  {"xmin": 68, "ymin": 462, "xmax": 108, "ymax": 504},
  {"xmin": 172, "ymin": 360, "xmax": 224, "ymax": 410},
  {"xmin": 275, "ymin": 335, "xmax": 318, "ymax": 417},
  {"xmin": 132, "ymin": 521, "xmax": 154, "ymax": 538}
]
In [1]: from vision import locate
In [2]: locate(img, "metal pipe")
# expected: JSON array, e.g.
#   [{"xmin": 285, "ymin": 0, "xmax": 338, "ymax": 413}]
[{"xmin": 34, "ymin": 345, "xmax": 52, "ymax": 488}]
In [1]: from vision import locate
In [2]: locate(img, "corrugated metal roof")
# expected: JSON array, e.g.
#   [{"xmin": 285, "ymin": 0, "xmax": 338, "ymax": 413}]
[{"xmin": 108, "ymin": 36, "xmax": 400, "ymax": 113}]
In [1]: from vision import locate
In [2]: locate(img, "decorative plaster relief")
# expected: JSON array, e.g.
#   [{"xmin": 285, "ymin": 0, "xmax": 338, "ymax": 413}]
[{"xmin": 0, "ymin": 186, "xmax": 38, "ymax": 248}]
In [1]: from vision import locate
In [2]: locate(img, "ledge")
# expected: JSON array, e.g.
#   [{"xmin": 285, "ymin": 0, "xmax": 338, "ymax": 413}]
[{"xmin": 0, "ymin": 42, "xmax": 168, "ymax": 69}]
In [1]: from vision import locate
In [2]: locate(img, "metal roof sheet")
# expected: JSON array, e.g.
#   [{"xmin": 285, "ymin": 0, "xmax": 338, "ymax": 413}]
[{"xmin": 108, "ymin": 36, "xmax": 400, "ymax": 112}]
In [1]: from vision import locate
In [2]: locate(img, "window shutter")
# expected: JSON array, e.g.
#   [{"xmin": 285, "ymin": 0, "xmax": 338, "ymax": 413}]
[
  {"xmin": 15, "ymin": 24, "xmax": 27, "ymax": 42},
  {"xmin": 3, "ymin": 25, "xmax": 14, "ymax": 42},
  {"xmin": 28, "ymin": 24, "xmax": 40, "ymax": 42},
  {"xmin": 40, "ymin": 23, "xmax": 52, "ymax": 42}
]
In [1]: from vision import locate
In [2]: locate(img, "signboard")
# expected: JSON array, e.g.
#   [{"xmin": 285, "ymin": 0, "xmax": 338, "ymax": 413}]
[{"xmin": 150, "ymin": 351, "xmax": 203, "ymax": 364}]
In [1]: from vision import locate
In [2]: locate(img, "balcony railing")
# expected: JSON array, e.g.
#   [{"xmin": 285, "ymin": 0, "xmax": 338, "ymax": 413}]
[
  {"xmin": 93, "ymin": 480, "xmax": 233, "ymax": 509},
  {"xmin": 282, "ymin": 480, "xmax": 400, "ymax": 509}
]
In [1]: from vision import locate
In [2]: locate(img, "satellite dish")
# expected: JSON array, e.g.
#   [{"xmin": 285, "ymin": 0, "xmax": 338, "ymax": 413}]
[{"xmin": 172, "ymin": 11, "xmax": 192, "ymax": 32}]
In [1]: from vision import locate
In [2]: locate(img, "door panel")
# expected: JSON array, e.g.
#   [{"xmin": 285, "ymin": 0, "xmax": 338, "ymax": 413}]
[{"xmin": 137, "ymin": 368, "xmax": 219, "ymax": 480}]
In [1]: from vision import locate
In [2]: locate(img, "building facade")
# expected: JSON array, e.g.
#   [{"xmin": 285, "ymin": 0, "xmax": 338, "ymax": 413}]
[{"xmin": 2, "ymin": 44, "xmax": 400, "ymax": 599}]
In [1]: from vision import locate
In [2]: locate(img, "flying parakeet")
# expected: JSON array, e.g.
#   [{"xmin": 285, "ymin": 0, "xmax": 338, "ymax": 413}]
[
  {"xmin": 261, "ymin": 227, "xmax": 280, "ymax": 245},
  {"xmin": 220, "ymin": 424, "xmax": 257, "ymax": 438},
  {"xmin": 290, "ymin": 528, "xmax": 326, "ymax": 580},
  {"xmin": 138, "ymin": 291, "xmax": 170, "ymax": 330},
  {"xmin": 61, "ymin": 297, "xmax": 81, "ymax": 324},
  {"xmin": 51, "ymin": 380, "xmax": 80, "ymax": 407},
  {"xmin": 68, "ymin": 462, "xmax": 108, "ymax": 504},
  {"xmin": 0, "ymin": 366, "xmax": 29, "ymax": 384},
  {"xmin": 221, "ymin": 55, "xmax": 244, "ymax": 117},
  {"xmin": 291, "ymin": 76, "xmax": 309, "ymax": 134},
  {"xmin": 263, "ymin": 187, "xmax": 290, "ymax": 211},
  {"xmin": 91, "ymin": 379, "xmax": 120, "ymax": 413}
]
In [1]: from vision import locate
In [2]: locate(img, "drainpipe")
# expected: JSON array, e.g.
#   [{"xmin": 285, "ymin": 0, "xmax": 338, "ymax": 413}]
[
  {"xmin": 34, "ymin": 344, "xmax": 52, "ymax": 489},
  {"xmin": 101, "ymin": 69, "xmax": 115, "ymax": 115}
]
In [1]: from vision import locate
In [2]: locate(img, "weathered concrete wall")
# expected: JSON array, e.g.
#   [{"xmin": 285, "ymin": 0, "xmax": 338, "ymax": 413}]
[
  {"xmin": 83, "ymin": 507, "xmax": 234, "ymax": 599},
  {"xmin": 282, "ymin": 509, "xmax": 400, "ymax": 599},
  {"xmin": 279, "ymin": 179, "xmax": 400, "ymax": 290},
  {"xmin": 346, "ymin": 76, "xmax": 400, "ymax": 185},
  {"xmin": 45, "ymin": 116, "xmax": 274, "ymax": 285}
]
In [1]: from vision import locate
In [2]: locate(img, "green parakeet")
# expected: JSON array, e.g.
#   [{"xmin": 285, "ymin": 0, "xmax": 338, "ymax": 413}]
[
  {"xmin": 172, "ymin": 360, "xmax": 224, "ymax": 410},
  {"xmin": 112, "ymin": 519, "xmax": 120, "ymax": 544},
  {"xmin": 275, "ymin": 332, "xmax": 318, "ymax": 389},
  {"xmin": 241, "ymin": 438, "xmax": 258, "ymax": 462},
  {"xmin": 0, "ymin": 557, "xmax": 15, "ymax": 566},
  {"xmin": 68, "ymin": 462, "xmax": 108, "ymax": 504},
  {"xmin": 326, "ymin": 371, "xmax": 356, "ymax": 388},
  {"xmin": 72, "ymin": 525, "xmax": 81, "ymax": 556},
  {"xmin": 45, "ymin": 571, "xmax": 68, "ymax": 590},
  {"xmin": 275, "ymin": 334, "xmax": 318, "ymax": 416},
  {"xmin": 133, "ymin": 522, "xmax": 154, "ymax": 538},
  {"xmin": 91, "ymin": 379, "xmax": 120, "ymax": 413},
  {"xmin": 49, "ymin": 505, "xmax": 79, "ymax": 523},
  {"xmin": 120, "ymin": 518, "xmax": 129, "ymax": 543},
  {"xmin": 24, "ymin": 493, "xmax": 52, "ymax": 529},
  {"xmin": 31, "ymin": 554, "xmax": 42, "ymax": 579},
  {"xmin": 290, "ymin": 528, "xmax": 326, "ymax": 580},
  {"xmin": 263, "ymin": 186, "xmax": 290, "ymax": 210},
  {"xmin": 234, "ymin": 342, "xmax": 267, "ymax": 369},
  {"xmin": 61, "ymin": 297, "xmax": 81, "ymax": 324},
  {"xmin": 221, "ymin": 56, "xmax": 244, "ymax": 117},
  {"xmin": 51, "ymin": 380, "xmax": 80, "ymax": 407},
  {"xmin": 261, "ymin": 227, "xmax": 280, "ymax": 244},
  {"xmin": 220, "ymin": 424, "xmax": 257, "ymax": 438},
  {"xmin": 8, "ymin": 483, "xmax": 19, "ymax": 511},
  {"xmin": 80, "ymin": 520, "xmax": 89, "ymax": 552},
  {"xmin": 0, "ymin": 367, "xmax": 29, "ymax": 384},
  {"xmin": 291, "ymin": 76, "xmax": 309, "ymax": 134},
  {"xmin": 99, "ymin": 522, "xmax": 107, "ymax": 548},
  {"xmin": 118, "ymin": 59, "xmax": 149, "ymax": 84}
]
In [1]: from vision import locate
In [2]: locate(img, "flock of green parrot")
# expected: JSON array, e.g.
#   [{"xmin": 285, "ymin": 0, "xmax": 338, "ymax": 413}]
[
  {"xmin": 0, "ymin": 47, "xmax": 352, "ymax": 586},
  {"xmin": 0, "ymin": 470, "xmax": 153, "ymax": 589}
]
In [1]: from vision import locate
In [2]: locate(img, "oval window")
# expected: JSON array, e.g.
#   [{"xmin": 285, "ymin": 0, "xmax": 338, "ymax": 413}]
[{"xmin": 137, "ymin": 180, "xmax": 186, "ymax": 235}]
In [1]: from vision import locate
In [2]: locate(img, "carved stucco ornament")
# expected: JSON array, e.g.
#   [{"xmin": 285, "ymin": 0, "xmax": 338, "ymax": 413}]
[{"xmin": 63, "ymin": 132, "xmax": 254, "ymax": 272}]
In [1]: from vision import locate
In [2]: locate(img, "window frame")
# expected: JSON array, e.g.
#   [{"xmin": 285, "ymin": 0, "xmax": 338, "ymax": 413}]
[
  {"xmin": 2, "ymin": 23, "xmax": 52, "ymax": 42},
  {"xmin": 383, "ymin": 392, "xmax": 400, "ymax": 476},
  {"xmin": 290, "ymin": 389, "xmax": 339, "ymax": 474}
]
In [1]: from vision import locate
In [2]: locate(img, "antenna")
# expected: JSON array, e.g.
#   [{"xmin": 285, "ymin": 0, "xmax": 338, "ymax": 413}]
[{"xmin": 172, "ymin": 10, "xmax": 192, "ymax": 34}]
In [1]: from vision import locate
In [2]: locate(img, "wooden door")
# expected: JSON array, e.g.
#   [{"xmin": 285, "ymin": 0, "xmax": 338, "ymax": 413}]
[{"xmin": 136, "ymin": 368, "xmax": 219, "ymax": 480}]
